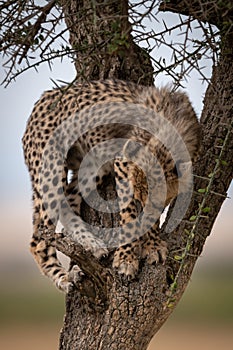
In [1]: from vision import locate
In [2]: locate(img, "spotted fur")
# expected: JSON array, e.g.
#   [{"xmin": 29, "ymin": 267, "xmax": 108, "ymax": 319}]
[{"xmin": 22, "ymin": 79, "xmax": 200, "ymax": 292}]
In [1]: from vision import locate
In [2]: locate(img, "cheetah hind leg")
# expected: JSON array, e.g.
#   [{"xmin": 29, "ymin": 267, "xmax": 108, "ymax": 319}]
[
  {"xmin": 31, "ymin": 231, "xmax": 86, "ymax": 293},
  {"xmin": 31, "ymin": 237, "xmax": 74, "ymax": 293}
]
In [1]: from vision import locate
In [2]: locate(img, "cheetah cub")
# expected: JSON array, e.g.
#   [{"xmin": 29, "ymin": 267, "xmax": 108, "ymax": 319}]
[{"xmin": 23, "ymin": 79, "xmax": 200, "ymax": 292}]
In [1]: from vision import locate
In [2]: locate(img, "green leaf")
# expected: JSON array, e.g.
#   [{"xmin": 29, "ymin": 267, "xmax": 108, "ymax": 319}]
[
  {"xmin": 170, "ymin": 281, "xmax": 177, "ymax": 290},
  {"xmin": 167, "ymin": 303, "xmax": 174, "ymax": 308},
  {"xmin": 198, "ymin": 188, "xmax": 206, "ymax": 193},
  {"xmin": 189, "ymin": 215, "xmax": 196, "ymax": 221},
  {"xmin": 202, "ymin": 207, "xmax": 211, "ymax": 213},
  {"xmin": 174, "ymin": 255, "xmax": 182, "ymax": 261},
  {"xmin": 221, "ymin": 160, "xmax": 228, "ymax": 166}
]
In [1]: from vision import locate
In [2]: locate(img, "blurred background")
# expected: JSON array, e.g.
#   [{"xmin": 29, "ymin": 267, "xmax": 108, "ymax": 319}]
[{"xmin": 0, "ymin": 12, "xmax": 232, "ymax": 348}]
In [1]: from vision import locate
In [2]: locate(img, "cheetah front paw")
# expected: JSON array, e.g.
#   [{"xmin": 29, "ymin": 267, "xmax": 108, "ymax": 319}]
[
  {"xmin": 112, "ymin": 248, "xmax": 139, "ymax": 279},
  {"xmin": 142, "ymin": 237, "xmax": 168, "ymax": 265}
]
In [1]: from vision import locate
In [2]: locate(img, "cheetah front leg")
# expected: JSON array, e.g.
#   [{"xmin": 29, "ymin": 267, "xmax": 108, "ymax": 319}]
[
  {"xmin": 112, "ymin": 159, "xmax": 142, "ymax": 278},
  {"xmin": 113, "ymin": 157, "xmax": 168, "ymax": 279}
]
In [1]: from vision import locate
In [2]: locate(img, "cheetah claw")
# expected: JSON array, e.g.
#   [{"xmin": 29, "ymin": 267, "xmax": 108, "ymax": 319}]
[
  {"xmin": 56, "ymin": 275, "xmax": 74, "ymax": 293},
  {"xmin": 142, "ymin": 239, "xmax": 168, "ymax": 265},
  {"xmin": 112, "ymin": 253, "xmax": 139, "ymax": 280}
]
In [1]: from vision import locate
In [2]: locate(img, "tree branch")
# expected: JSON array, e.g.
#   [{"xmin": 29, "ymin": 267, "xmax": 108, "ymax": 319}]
[
  {"xmin": 159, "ymin": 0, "xmax": 233, "ymax": 30},
  {"xmin": 55, "ymin": 232, "xmax": 111, "ymax": 307},
  {"xmin": 17, "ymin": 0, "xmax": 57, "ymax": 63}
]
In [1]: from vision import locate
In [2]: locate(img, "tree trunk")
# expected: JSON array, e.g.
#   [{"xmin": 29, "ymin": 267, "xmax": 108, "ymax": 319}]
[
  {"xmin": 57, "ymin": 1, "xmax": 233, "ymax": 349},
  {"xmin": 60, "ymin": 0, "xmax": 153, "ymax": 85}
]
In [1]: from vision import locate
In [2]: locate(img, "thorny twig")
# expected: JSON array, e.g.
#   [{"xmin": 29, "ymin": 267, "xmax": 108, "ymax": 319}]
[{"xmin": 0, "ymin": 0, "xmax": 220, "ymax": 87}]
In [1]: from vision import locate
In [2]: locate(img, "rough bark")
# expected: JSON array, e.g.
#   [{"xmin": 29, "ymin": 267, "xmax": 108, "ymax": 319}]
[
  {"xmin": 57, "ymin": 1, "xmax": 233, "ymax": 349},
  {"xmin": 60, "ymin": 0, "xmax": 154, "ymax": 85}
]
